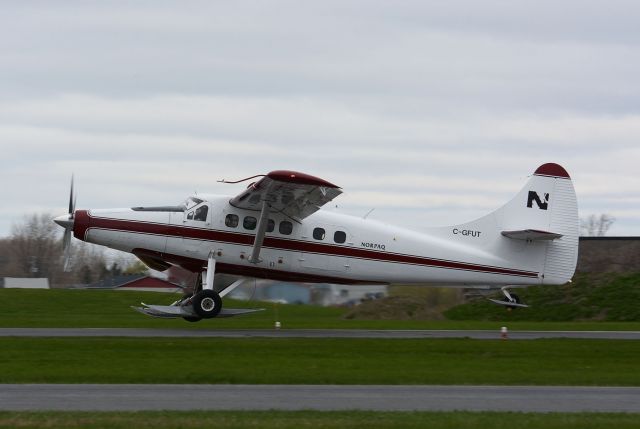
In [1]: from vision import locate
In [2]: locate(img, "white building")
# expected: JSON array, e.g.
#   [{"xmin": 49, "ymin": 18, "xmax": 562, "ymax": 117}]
[{"xmin": 1, "ymin": 277, "xmax": 50, "ymax": 289}]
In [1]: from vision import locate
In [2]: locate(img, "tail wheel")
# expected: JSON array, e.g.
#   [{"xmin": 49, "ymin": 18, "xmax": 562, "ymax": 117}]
[
  {"xmin": 503, "ymin": 293, "xmax": 521, "ymax": 309},
  {"xmin": 192, "ymin": 290, "xmax": 222, "ymax": 319}
]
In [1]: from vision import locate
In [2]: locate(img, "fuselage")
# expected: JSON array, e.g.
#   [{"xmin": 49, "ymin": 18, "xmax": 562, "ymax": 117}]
[{"xmin": 71, "ymin": 194, "xmax": 542, "ymax": 286}]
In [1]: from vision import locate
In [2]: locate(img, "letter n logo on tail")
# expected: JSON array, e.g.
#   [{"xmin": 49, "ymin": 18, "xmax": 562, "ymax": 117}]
[{"xmin": 527, "ymin": 191, "xmax": 549, "ymax": 210}]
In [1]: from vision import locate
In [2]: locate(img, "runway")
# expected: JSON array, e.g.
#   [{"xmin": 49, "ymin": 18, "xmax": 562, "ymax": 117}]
[
  {"xmin": 1, "ymin": 328, "xmax": 639, "ymax": 339},
  {"xmin": 1, "ymin": 384, "xmax": 639, "ymax": 412}
]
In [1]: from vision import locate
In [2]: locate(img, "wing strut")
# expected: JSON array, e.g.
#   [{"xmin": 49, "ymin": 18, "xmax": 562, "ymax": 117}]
[
  {"xmin": 249, "ymin": 200, "xmax": 270, "ymax": 264},
  {"xmin": 203, "ymin": 251, "xmax": 216, "ymax": 289}
]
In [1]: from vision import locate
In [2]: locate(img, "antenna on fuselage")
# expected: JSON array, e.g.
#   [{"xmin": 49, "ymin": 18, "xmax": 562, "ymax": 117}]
[{"xmin": 363, "ymin": 208, "xmax": 375, "ymax": 219}]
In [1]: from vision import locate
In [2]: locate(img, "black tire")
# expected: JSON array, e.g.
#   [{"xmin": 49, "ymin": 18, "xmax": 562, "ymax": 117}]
[{"xmin": 192, "ymin": 290, "xmax": 222, "ymax": 319}]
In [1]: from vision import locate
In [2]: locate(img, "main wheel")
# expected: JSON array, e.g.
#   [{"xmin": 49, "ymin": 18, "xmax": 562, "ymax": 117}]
[{"xmin": 192, "ymin": 290, "xmax": 222, "ymax": 319}]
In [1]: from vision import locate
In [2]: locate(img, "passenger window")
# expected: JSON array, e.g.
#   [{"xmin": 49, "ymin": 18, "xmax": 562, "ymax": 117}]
[
  {"xmin": 187, "ymin": 211, "xmax": 194, "ymax": 220},
  {"xmin": 334, "ymin": 231, "xmax": 346, "ymax": 244},
  {"xmin": 244, "ymin": 216, "xmax": 257, "ymax": 230},
  {"xmin": 225, "ymin": 214, "xmax": 239, "ymax": 228},
  {"xmin": 194, "ymin": 205, "xmax": 208, "ymax": 221},
  {"xmin": 279, "ymin": 221, "xmax": 293, "ymax": 235},
  {"xmin": 313, "ymin": 227, "xmax": 325, "ymax": 240},
  {"xmin": 266, "ymin": 219, "xmax": 275, "ymax": 233}
]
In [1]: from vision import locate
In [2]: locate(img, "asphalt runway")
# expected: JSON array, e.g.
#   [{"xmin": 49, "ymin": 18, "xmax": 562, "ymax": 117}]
[
  {"xmin": 1, "ymin": 328, "xmax": 639, "ymax": 339},
  {"xmin": 1, "ymin": 384, "xmax": 639, "ymax": 412}
]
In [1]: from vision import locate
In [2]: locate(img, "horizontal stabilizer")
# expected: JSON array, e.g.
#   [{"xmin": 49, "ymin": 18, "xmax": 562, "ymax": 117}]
[
  {"xmin": 132, "ymin": 304, "xmax": 264, "ymax": 319},
  {"xmin": 501, "ymin": 229, "xmax": 563, "ymax": 241}
]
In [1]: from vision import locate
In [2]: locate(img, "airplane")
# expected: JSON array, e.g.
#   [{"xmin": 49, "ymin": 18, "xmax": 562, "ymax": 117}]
[{"xmin": 53, "ymin": 163, "xmax": 578, "ymax": 322}]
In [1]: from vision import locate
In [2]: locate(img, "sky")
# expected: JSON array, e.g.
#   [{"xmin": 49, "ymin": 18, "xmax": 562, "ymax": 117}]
[{"xmin": 1, "ymin": 0, "xmax": 639, "ymax": 237}]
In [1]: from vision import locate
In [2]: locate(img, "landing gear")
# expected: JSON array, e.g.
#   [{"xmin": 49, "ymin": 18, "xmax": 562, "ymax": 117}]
[
  {"xmin": 192, "ymin": 289, "xmax": 222, "ymax": 318},
  {"xmin": 488, "ymin": 287, "xmax": 529, "ymax": 309},
  {"xmin": 134, "ymin": 252, "xmax": 264, "ymax": 320},
  {"xmin": 178, "ymin": 253, "xmax": 221, "ymax": 321},
  {"xmin": 181, "ymin": 252, "xmax": 225, "ymax": 321},
  {"xmin": 503, "ymin": 292, "xmax": 521, "ymax": 310}
]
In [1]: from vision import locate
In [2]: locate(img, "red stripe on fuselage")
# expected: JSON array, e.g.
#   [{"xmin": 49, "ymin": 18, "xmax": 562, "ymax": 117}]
[{"xmin": 84, "ymin": 213, "xmax": 539, "ymax": 279}]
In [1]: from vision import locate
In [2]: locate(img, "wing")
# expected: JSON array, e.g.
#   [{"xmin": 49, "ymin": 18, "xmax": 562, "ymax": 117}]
[{"xmin": 228, "ymin": 170, "xmax": 342, "ymax": 221}]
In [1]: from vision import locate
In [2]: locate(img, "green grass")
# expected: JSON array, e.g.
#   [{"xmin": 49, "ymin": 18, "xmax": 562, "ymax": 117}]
[
  {"xmin": 2, "ymin": 288, "xmax": 640, "ymax": 330},
  {"xmin": 1, "ymin": 337, "xmax": 638, "ymax": 385},
  {"xmin": 446, "ymin": 273, "xmax": 640, "ymax": 322},
  {"xmin": 1, "ymin": 411, "xmax": 639, "ymax": 429}
]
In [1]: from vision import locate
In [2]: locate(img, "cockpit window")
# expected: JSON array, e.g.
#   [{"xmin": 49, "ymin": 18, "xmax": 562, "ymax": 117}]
[
  {"xmin": 187, "ymin": 211, "xmax": 194, "ymax": 220},
  {"xmin": 194, "ymin": 205, "xmax": 208, "ymax": 221}
]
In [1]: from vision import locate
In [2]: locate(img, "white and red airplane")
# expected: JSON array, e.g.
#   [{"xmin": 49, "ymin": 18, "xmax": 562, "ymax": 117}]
[{"xmin": 54, "ymin": 163, "xmax": 578, "ymax": 322}]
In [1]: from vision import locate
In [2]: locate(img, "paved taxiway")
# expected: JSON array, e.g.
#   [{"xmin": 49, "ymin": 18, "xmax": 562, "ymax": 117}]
[
  {"xmin": 1, "ymin": 384, "xmax": 639, "ymax": 412},
  {"xmin": 1, "ymin": 328, "xmax": 639, "ymax": 339}
]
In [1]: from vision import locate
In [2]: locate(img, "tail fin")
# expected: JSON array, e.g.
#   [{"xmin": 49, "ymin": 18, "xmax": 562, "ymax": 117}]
[
  {"xmin": 454, "ymin": 163, "xmax": 579, "ymax": 285},
  {"xmin": 501, "ymin": 163, "xmax": 579, "ymax": 284}
]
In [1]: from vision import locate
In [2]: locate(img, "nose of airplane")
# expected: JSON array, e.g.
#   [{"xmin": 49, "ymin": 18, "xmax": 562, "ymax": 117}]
[{"xmin": 53, "ymin": 214, "xmax": 74, "ymax": 229}]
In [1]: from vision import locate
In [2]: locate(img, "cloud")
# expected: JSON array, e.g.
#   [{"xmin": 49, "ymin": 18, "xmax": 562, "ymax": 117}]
[{"xmin": 0, "ymin": 1, "xmax": 638, "ymax": 236}]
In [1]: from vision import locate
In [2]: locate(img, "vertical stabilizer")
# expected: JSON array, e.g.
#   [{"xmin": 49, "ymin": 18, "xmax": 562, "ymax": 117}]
[
  {"xmin": 501, "ymin": 163, "xmax": 579, "ymax": 285},
  {"xmin": 448, "ymin": 163, "xmax": 579, "ymax": 286}
]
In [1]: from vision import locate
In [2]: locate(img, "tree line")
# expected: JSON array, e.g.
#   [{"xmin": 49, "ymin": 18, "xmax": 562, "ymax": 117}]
[{"xmin": 0, "ymin": 213, "xmax": 146, "ymax": 287}]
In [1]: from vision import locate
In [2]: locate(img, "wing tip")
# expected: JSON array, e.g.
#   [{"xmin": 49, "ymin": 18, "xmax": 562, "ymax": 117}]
[{"xmin": 267, "ymin": 170, "xmax": 340, "ymax": 188}]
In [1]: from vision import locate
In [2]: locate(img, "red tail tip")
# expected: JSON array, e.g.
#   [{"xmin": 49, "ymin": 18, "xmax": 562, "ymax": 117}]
[{"xmin": 534, "ymin": 163, "xmax": 570, "ymax": 179}]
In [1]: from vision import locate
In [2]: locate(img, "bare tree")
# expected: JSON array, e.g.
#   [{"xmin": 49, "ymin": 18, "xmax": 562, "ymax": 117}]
[
  {"xmin": 66, "ymin": 241, "xmax": 109, "ymax": 285},
  {"xmin": 5, "ymin": 213, "xmax": 60, "ymax": 280},
  {"xmin": 0, "ymin": 212, "xmax": 109, "ymax": 287},
  {"xmin": 581, "ymin": 214, "xmax": 615, "ymax": 237}
]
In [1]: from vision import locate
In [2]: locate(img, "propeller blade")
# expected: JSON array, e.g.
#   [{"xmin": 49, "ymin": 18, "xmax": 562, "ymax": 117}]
[
  {"xmin": 63, "ymin": 227, "xmax": 71, "ymax": 250},
  {"xmin": 60, "ymin": 174, "xmax": 76, "ymax": 272},
  {"xmin": 68, "ymin": 175, "xmax": 75, "ymax": 218},
  {"xmin": 63, "ymin": 232, "xmax": 72, "ymax": 272}
]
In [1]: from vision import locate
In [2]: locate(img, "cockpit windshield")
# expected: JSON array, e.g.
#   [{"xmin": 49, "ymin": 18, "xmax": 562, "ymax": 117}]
[
  {"xmin": 184, "ymin": 197, "xmax": 204, "ymax": 211},
  {"xmin": 184, "ymin": 197, "xmax": 209, "ymax": 222},
  {"xmin": 194, "ymin": 205, "xmax": 208, "ymax": 221}
]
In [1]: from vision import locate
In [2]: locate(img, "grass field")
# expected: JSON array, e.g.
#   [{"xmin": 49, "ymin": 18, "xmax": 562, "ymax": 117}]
[
  {"xmin": 2, "ymin": 288, "xmax": 640, "ymax": 330},
  {"xmin": 1, "ymin": 337, "xmax": 638, "ymax": 385},
  {"xmin": 1, "ymin": 411, "xmax": 639, "ymax": 429}
]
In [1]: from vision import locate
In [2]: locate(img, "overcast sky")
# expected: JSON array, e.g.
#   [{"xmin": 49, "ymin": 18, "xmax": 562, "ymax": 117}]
[{"xmin": 1, "ymin": 0, "xmax": 638, "ymax": 237}]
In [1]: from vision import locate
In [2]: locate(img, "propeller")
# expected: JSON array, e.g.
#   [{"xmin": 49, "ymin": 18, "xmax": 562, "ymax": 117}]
[{"xmin": 54, "ymin": 175, "xmax": 76, "ymax": 272}]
